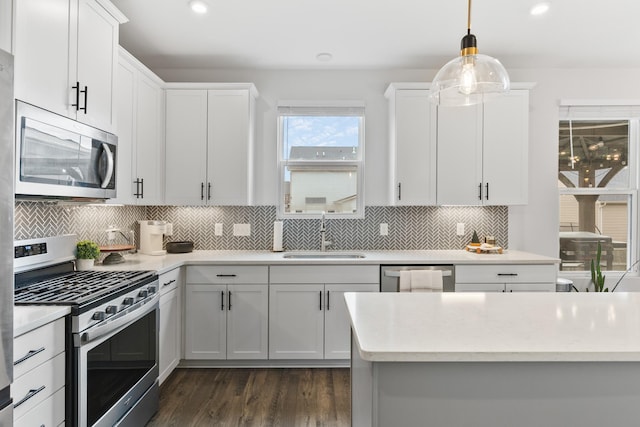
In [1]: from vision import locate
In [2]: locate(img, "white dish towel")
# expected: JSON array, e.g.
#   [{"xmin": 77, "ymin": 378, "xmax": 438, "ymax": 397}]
[
  {"xmin": 399, "ymin": 270, "xmax": 412, "ymax": 292},
  {"xmin": 408, "ymin": 270, "xmax": 443, "ymax": 292}
]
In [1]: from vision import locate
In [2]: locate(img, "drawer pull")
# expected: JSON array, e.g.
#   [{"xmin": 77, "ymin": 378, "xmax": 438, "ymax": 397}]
[
  {"xmin": 14, "ymin": 347, "xmax": 46, "ymax": 366},
  {"xmin": 163, "ymin": 279, "xmax": 176, "ymax": 287},
  {"xmin": 216, "ymin": 274, "xmax": 237, "ymax": 278},
  {"xmin": 14, "ymin": 385, "xmax": 45, "ymax": 408},
  {"xmin": 497, "ymin": 273, "xmax": 518, "ymax": 277}
]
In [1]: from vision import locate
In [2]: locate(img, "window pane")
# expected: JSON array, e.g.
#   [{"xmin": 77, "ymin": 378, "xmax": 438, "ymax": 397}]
[
  {"xmin": 282, "ymin": 116, "xmax": 360, "ymax": 160},
  {"xmin": 284, "ymin": 166, "xmax": 358, "ymax": 214},
  {"xmin": 559, "ymin": 194, "xmax": 629, "ymax": 271},
  {"xmin": 558, "ymin": 120, "xmax": 629, "ymax": 189}
]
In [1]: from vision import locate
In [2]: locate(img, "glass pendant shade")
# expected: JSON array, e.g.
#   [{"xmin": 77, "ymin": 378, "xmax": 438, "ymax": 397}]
[
  {"xmin": 430, "ymin": 53, "xmax": 510, "ymax": 107},
  {"xmin": 429, "ymin": 0, "xmax": 510, "ymax": 107}
]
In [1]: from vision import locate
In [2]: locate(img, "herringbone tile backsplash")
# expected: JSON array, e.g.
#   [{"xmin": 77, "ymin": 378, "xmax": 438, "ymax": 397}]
[{"xmin": 15, "ymin": 202, "xmax": 508, "ymax": 251}]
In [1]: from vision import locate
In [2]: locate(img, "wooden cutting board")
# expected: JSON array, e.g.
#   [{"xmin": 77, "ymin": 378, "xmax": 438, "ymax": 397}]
[{"xmin": 99, "ymin": 244, "xmax": 135, "ymax": 252}]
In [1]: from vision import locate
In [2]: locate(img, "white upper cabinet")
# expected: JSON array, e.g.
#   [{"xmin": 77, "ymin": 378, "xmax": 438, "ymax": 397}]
[
  {"xmin": 482, "ymin": 90, "xmax": 529, "ymax": 205},
  {"xmin": 164, "ymin": 90, "xmax": 209, "ymax": 205},
  {"xmin": 111, "ymin": 48, "xmax": 164, "ymax": 205},
  {"xmin": 436, "ymin": 103, "xmax": 483, "ymax": 205},
  {"xmin": 385, "ymin": 84, "xmax": 437, "ymax": 205},
  {"xmin": 436, "ymin": 89, "xmax": 530, "ymax": 205},
  {"xmin": 165, "ymin": 84, "xmax": 257, "ymax": 206},
  {"xmin": 0, "ymin": 0, "xmax": 12, "ymax": 53},
  {"xmin": 14, "ymin": 0, "xmax": 126, "ymax": 132}
]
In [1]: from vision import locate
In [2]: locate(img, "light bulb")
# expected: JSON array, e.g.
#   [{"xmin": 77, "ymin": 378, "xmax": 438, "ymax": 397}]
[{"xmin": 459, "ymin": 60, "xmax": 478, "ymax": 95}]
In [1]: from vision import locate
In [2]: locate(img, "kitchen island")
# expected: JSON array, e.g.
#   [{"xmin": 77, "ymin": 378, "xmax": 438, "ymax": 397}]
[{"xmin": 346, "ymin": 292, "xmax": 640, "ymax": 427}]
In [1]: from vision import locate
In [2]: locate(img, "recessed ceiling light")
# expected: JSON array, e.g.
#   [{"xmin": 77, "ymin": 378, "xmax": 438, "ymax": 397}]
[
  {"xmin": 530, "ymin": 2, "xmax": 550, "ymax": 16},
  {"xmin": 189, "ymin": 0, "xmax": 208, "ymax": 14},
  {"xmin": 316, "ymin": 52, "xmax": 333, "ymax": 62}
]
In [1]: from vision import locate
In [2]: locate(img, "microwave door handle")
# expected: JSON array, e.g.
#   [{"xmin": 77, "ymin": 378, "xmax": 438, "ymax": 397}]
[{"xmin": 99, "ymin": 143, "xmax": 114, "ymax": 188}]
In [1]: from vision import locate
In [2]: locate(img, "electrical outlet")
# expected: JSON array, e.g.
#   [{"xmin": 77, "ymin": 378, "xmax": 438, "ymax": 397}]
[
  {"xmin": 233, "ymin": 223, "xmax": 251, "ymax": 236},
  {"xmin": 380, "ymin": 223, "xmax": 389, "ymax": 236},
  {"xmin": 456, "ymin": 223, "xmax": 465, "ymax": 236},
  {"xmin": 214, "ymin": 223, "xmax": 223, "ymax": 236}
]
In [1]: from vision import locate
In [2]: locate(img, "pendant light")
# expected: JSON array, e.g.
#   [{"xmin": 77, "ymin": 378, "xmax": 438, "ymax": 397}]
[{"xmin": 430, "ymin": 0, "xmax": 510, "ymax": 106}]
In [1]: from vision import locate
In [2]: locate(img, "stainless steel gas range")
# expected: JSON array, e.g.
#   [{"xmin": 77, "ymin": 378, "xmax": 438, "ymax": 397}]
[{"xmin": 14, "ymin": 235, "xmax": 159, "ymax": 427}]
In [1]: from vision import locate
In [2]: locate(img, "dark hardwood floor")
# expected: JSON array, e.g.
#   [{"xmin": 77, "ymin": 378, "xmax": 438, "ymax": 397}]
[{"xmin": 147, "ymin": 368, "xmax": 351, "ymax": 426}]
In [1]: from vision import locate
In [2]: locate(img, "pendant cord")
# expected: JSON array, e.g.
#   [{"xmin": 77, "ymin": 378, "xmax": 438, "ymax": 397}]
[{"xmin": 467, "ymin": 0, "xmax": 472, "ymax": 34}]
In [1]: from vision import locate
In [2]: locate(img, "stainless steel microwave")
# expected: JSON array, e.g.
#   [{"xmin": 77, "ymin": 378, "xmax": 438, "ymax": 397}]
[{"xmin": 15, "ymin": 101, "xmax": 117, "ymax": 200}]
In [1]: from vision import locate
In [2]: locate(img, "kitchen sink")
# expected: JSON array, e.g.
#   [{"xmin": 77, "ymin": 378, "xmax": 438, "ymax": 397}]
[{"xmin": 282, "ymin": 252, "xmax": 366, "ymax": 259}]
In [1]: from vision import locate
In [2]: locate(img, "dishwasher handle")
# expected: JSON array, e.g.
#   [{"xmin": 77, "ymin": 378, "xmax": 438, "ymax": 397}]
[{"xmin": 384, "ymin": 270, "xmax": 452, "ymax": 278}]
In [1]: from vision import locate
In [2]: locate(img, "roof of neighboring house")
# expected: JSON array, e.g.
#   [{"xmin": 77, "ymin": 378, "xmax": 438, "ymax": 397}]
[{"xmin": 289, "ymin": 146, "xmax": 358, "ymax": 161}]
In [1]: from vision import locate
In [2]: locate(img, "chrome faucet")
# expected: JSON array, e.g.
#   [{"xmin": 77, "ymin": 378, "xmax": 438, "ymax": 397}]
[{"xmin": 320, "ymin": 212, "xmax": 332, "ymax": 252}]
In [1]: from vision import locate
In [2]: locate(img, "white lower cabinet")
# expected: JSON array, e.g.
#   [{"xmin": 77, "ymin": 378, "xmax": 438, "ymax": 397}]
[
  {"xmin": 269, "ymin": 265, "xmax": 379, "ymax": 360},
  {"xmin": 184, "ymin": 266, "xmax": 269, "ymax": 360},
  {"xmin": 13, "ymin": 317, "xmax": 66, "ymax": 427},
  {"xmin": 455, "ymin": 264, "xmax": 557, "ymax": 292},
  {"xmin": 269, "ymin": 284, "xmax": 325, "ymax": 359},
  {"xmin": 159, "ymin": 267, "xmax": 183, "ymax": 384},
  {"xmin": 324, "ymin": 283, "xmax": 379, "ymax": 359}
]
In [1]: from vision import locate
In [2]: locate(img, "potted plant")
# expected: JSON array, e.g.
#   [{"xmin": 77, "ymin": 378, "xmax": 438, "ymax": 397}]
[
  {"xmin": 76, "ymin": 240, "xmax": 100, "ymax": 271},
  {"xmin": 582, "ymin": 242, "xmax": 640, "ymax": 292}
]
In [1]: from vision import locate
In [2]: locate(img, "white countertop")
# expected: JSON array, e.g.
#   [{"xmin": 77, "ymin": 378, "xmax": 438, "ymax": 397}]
[
  {"xmin": 92, "ymin": 249, "xmax": 559, "ymax": 274},
  {"xmin": 345, "ymin": 292, "xmax": 640, "ymax": 362},
  {"xmin": 14, "ymin": 305, "xmax": 70, "ymax": 337}
]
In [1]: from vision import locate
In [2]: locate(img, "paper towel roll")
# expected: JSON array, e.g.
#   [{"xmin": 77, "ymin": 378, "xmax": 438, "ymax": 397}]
[{"xmin": 273, "ymin": 221, "xmax": 283, "ymax": 252}]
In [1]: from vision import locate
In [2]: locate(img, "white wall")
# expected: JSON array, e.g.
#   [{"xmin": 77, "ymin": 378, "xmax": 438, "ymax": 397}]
[{"xmin": 156, "ymin": 66, "xmax": 640, "ymax": 261}]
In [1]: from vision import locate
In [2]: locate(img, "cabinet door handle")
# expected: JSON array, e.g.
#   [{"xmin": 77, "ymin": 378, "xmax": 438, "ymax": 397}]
[
  {"xmin": 216, "ymin": 274, "xmax": 237, "ymax": 278},
  {"xmin": 162, "ymin": 279, "xmax": 176, "ymax": 287},
  {"xmin": 208, "ymin": 182, "xmax": 212, "ymax": 200},
  {"xmin": 326, "ymin": 291, "xmax": 330, "ymax": 310},
  {"xmin": 220, "ymin": 290, "xmax": 224, "ymax": 310},
  {"xmin": 398, "ymin": 182, "xmax": 402, "ymax": 201},
  {"xmin": 319, "ymin": 291, "xmax": 323, "ymax": 311},
  {"xmin": 478, "ymin": 182, "xmax": 483, "ymax": 200},
  {"xmin": 72, "ymin": 82, "xmax": 80, "ymax": 111},
  {"xmin": 140, "ymin": 178, "xmax": 144, "ymax": 199},
  {"xmin": 228, "ymin": 291, "xmax": 232, "ymax": 310},
  {"xmin": 201, "ymin": 183, "xmax": 204, "ymax": 200},
  {"xmin": 80, "ymin": 85, "xmax": 88, "ymax": 113},
  {"xmin": 134, "ymin": 179, "xmax": 142, "ymax": 198},
  {"xmin": 14, "ymin": 385, "xmax": 45, "ymax": 408},
  {"xmin": 485, "ymin": 182, "xmax": 489, "ymax": 200},
  {"xmin": 14, "ymin": 347, "xmax": 45, "ymax": 366}
]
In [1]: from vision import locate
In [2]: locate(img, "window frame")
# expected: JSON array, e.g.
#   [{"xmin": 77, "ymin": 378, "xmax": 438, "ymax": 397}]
[
  {"xmin": 558, "ymin": 102, "xmax": 640, "ymax": 277},
  {"xmin": 276, "ymin": 101, "xmax": 366, "ymax": 219}
]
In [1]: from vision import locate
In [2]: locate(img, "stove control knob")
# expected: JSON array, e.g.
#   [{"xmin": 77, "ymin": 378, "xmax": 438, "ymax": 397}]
[
  {"xmin": 92, "ymin": 312, "xmax": 105, "ymax": 321},
  {"xmin": 123, "ymin": 297, "xmax": 135, "ymax": 306},
  {"xmin": 147, "ymin": 285, "xmax": 157, "ymax": 295},
  {"xmin": 138, "ymin": 289, "xmax": 149, "ymax": 299},
  {"xmin": 105, "ymin": 305, "xmax": 118, "ymax": 315}
]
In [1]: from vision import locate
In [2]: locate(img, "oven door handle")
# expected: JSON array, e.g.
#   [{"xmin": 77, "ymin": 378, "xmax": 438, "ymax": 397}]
[{"xmin": 75, "ymin": 293, "xmax": 159, "ymax": 346}]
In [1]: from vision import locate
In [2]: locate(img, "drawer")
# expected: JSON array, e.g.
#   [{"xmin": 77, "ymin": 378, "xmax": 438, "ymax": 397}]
[
  {"xmin": 13, "ymin": 352, "xmax": 65, "ymax": 419},
  {"xmin": 187, "ymin": 265, "xmax": 268, "ymax": 284},
  {"xmin": 14, "ymin": 318, "xmax": 65, "ymax": 380},
  {"xmin": 14, "ymin": 387, "xmax": 65, "ymax": 427},
  {"xmin": 456, "ymin": 264, "xmax": 556, "ymax": 284},
  {"xmin": 270, "ymin": 265, "xmax": 379, "ymax": 284},
  {"xmin": 159, "ymin": 267, "xmax": 182, "ymax": 296}
]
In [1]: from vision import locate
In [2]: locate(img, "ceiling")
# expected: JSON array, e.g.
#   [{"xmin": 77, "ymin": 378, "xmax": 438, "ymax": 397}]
[{"xmin": 111, "ymin": 0, "xmax": 640, "ymax": 71}]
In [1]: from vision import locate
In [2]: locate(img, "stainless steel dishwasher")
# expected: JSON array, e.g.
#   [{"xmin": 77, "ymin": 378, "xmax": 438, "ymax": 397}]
[{"xmin": 380, "ymin": 265, "xmax": 455, "ymax": 292}]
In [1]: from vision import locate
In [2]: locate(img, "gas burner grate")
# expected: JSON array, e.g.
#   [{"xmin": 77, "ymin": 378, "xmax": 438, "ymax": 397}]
[{"xmin": 14, "ymin": 270, "xmax": 156, "ymax": 306}]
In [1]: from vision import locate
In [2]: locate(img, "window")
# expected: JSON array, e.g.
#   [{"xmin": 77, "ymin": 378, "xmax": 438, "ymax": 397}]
[
  {"xmin": 558, "ymin": 104, "xmax": 640, "ymax": 272},
  {"xmin": 277, "ymin": 102, "xmax": 365, "ymax": 218}
]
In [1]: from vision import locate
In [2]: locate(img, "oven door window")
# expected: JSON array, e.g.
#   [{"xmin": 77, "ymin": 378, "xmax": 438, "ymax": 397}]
[{"xmin": 87, "ymin": 309, "xmax": 156, "ymax": 426}]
